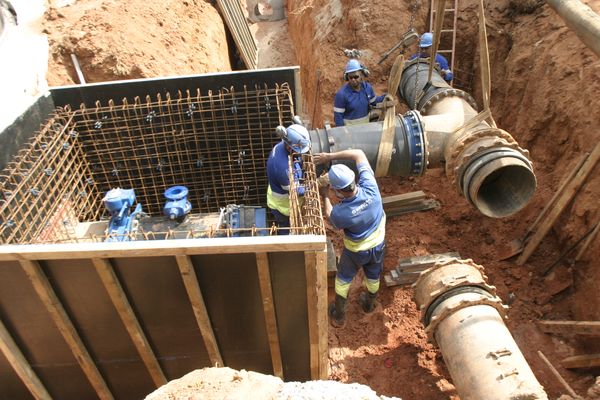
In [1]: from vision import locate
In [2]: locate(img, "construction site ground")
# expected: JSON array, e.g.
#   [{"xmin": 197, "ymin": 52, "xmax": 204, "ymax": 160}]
[{"xmin": 29, "ymin": 0, "xmax": 600, "ymax": 398}]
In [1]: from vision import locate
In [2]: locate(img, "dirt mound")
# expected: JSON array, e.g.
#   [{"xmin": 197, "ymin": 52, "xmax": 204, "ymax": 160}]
[{"xmin": 44, "ymin": 0, "xmax": 231, "ymax": 86}]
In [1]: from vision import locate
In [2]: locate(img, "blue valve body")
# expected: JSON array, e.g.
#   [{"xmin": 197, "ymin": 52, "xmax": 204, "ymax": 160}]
[{"xmin": 164, "ymin": 185, "xmax": 192, "ymax": 220}]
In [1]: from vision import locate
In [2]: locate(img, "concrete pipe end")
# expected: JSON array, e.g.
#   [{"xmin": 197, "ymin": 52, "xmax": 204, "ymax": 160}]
[{"xmin": 462, "ymin": 151, "xmax": 536, "ymax": 218}]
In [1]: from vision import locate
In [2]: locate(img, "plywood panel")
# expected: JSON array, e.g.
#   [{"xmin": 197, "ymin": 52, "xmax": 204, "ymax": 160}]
[
  {"xmin": 111, "ymin": 256, "xmax": 213, "ymax": 380},
  {"xmin": 0, "ymin": 260, "xmax": 98, "ymax": 399},
  {"xmin": 269, "ymin": 251, "xmax": 311, "ymax": 381},
  {"xmin": 43, "ymin": 258, "xmax": 156, "ymax": 399},
  {"xmin": 191, "ymin": 253, "xmax": 272, "ymax": 373}
]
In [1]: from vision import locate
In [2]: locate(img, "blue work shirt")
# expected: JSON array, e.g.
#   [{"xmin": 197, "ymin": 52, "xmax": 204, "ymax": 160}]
[
  {"xmin": 409, "ymin": 52, "xmax": 454, "ymax": 83},
  {"xmin": 333, "ymin": 82, "xmax": 385, "ymax": 126},
  {"xmin": 330, "ymin": 162, "xmax": 386, "ymax": 251},
  {"xmin": 267, "ymin": 141, "xmax": 305, "ymax": 195}
]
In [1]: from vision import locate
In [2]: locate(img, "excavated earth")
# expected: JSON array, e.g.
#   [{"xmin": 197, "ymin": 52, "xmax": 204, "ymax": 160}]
[{"xmin": 41, "ymin": 0, "xmax": 600, "ymax": 398}]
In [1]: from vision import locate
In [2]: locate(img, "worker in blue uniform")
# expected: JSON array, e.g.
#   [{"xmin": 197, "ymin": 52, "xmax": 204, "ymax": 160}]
[
  {"xmin": 333, "ymin": 59, "xmax": 387, "ymax": 126},
  {"xmin": 314, "ymin": 149, "xmax": 386, "ymax": 327},
  {"xmin": 266, "ymin": 124, "xmax": 311, "ymax": 235},
  {"xmin": 410, "ymin": 32, "xmax": 454, "ymax": 83}
]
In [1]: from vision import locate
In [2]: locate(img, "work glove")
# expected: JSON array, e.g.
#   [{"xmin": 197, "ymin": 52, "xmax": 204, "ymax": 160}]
[{"xmin": 316, "ymin": 172, "xmax": 330, "ymax": 188}]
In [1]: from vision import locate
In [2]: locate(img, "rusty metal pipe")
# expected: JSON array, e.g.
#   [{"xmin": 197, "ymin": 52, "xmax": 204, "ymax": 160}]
[
  {"xmin": 399, "ymin": 60, "xmax": 536, "ymax": 218},
  {"xmin": 414, "ymin": 259, "xmax": 548, "ymax": 400},
  {"xmin": 546, "ymin": 0, "xmax": 600, "ymax": 58}
]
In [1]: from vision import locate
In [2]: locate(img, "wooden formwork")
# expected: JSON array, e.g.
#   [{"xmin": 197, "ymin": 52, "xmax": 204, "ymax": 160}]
[
  {"xmin": 0, "ymin": 236, "xmax": 328, "ymax": 399},
  {"xmin": 0, "ymin": 68, "xmax": 327, "ymax": 400}
]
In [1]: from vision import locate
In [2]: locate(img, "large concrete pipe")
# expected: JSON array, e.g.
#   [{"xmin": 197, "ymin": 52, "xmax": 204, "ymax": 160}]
[
  {"xmin": 413, "ymin": 259, "xmax": 548, "ymax": 400},
  {"xmin": 547, "ymin": 0, "xmax": 600, "ymax": 58},
  {"xmin": 309, "ymin": 60, "xmax": 536, "ymax": 218}
]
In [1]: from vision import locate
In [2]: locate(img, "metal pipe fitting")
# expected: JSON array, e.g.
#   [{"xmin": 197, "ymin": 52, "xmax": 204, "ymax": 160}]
[
  {"xmin": 546, "ymin": 0, "xmax": 600, "ymax": 58},
  {"xmin": 414, "ymin": 259, "xmax": 548, "ymax": 400},
  {"xmin": 307, "ymin": 60, "xmax": 536, "ymax": 218},
  {"xmin": 309, "ymin": 110, "xmax": 427, "ymax": 178},
  {"xmin": 399, "ymin": 59, "xmax": 536, "ymax": 218}
]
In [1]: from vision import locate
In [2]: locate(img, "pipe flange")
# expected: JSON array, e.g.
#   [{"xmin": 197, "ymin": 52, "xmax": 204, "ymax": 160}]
[
  {"xmin": 425, "ymin": 295, "xmax": 508, "ymax": 344},
  {"xmin": 455, "ymin": 143, "xmax": 532, "ymax": 193},
  {"xmin": 402, "ymin": 110, "xmax": 428, "ymax": 176},
  {"xmin": 413, "ymin": 258, "xmax": 497, "ymax": 316},
  {"xmin": 446, "ymin": 128, "xmax": 530, "ymax": 191},
  {"xmin": 419, "ymin": 88, "xmax": 478, "ymax": 115},
  {"xmin": 460, "ymin": 148, "xmax": 534, "ymax": 207}
]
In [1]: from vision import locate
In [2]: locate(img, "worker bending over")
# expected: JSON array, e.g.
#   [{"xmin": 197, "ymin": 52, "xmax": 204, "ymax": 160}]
[
  {"xmin": 314, "ymin": 149, "xmax": 386, "ymax": 327},
  {"xmin": 410, "ymin": 32, "xmax": 453, "ymax": 83},
  {"xmin": 266, "ymin": 124, "xmax": 311, "ymax": 235},
  {"xmin": 333, "ymin": 59, "xmax": 387, "ymax": 126}
]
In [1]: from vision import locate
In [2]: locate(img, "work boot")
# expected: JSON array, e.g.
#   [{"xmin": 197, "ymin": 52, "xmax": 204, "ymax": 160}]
[
  {"xmin": 328, "ymin": 294, "xmax": 347, "ymax": 327},
  {"xmin": 358, "ymin": 291, "xmax": 378, "ymax": 313}
]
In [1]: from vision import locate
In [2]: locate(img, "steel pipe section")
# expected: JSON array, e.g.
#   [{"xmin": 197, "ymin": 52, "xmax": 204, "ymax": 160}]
[
  {"xmin": 309, "ymin": 110, "xmax": 427, "ymax": 177},
  {"xmin": 399, "ymin": 59, "xmax": 536, "ymax": 218},
  {"xmin": 414, "ymin": 259, "xmax": 548, "ymax": 400},
  {"xmin": 547, "ymin": 0, "xmax": 600, "ymax": 58}
]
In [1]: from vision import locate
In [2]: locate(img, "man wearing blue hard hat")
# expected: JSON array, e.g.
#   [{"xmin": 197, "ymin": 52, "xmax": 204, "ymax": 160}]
[
  {"xmin": 333, "ymin": 59, "xmax": 388, "ymax": 126},
  {"xmin": 314, "ymin": 149, "xmax": 386, "ymax": 327},
  {"xmin": 410, "ymin": 32, "xmax": 454, "ymax": 83},
  {"xmin": 266, "ymin": 123, "xmax": 311, "ymax": 234}
]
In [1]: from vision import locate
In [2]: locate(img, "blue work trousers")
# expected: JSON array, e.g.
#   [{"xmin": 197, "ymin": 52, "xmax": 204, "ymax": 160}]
[
  {"xmin": 270, "ymin": 208, "xmax": 290, "ymax": 235},
  {"xmin": 337, "ymin": 241, "xmax": 386, "ymax": 283}
]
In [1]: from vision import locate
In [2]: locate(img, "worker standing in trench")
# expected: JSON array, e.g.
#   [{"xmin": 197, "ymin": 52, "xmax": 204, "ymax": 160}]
[
  {"xmin": 266, "ymin": 124, "xmax": 311, "ymax": 234},
  {"xmin": 314, "ymin": 149, "xmax": 386, "ymax": 327},
  {"xmin": 333, "ymin": 59, "xmax": 388, "ymax": 126},
  {"xmin": 409, "ymin": 32, "xmax": 454, "ymax": 83},
  {"xmin": 410, "ymin": 32, "xmax": 453, "ymax": 83}
]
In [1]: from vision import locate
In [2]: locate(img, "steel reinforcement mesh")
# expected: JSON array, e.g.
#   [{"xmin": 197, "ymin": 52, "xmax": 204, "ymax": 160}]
[{"xmin": 0, "ymin": 84, "xmax": 325, "ymax": 244}]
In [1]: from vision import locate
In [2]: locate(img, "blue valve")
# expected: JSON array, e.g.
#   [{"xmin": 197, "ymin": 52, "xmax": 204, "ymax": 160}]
[
  {"xmin": 103, "ymin": 188, "xmax": 143, "ymax": 242},
  {"xmin": 164, "ymin": 185, "xmax": 192, "ymax": 220}
]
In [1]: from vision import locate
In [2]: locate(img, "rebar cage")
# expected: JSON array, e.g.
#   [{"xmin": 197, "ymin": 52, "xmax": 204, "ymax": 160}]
[{"xmin": 0, "ymin": 83, "xmax": 325, "ymax": 244}]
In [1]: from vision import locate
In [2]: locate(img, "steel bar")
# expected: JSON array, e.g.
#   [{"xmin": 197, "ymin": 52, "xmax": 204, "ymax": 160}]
[{"xmin": 0, "ymin": 84, "xmax": 325, "ymax": 244}]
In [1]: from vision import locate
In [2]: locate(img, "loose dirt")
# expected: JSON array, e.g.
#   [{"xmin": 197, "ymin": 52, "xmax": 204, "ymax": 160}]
[{"xmin": 43, "ymin": 0, "xmax": 600, "ymax": 398}]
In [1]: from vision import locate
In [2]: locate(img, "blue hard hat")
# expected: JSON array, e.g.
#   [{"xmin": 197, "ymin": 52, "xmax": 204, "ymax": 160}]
[
  {"xmin": 284, "ymin": 124, "xmax": 311, "ymax": 153},
  {"xmin": 328, "ymin": 164, "xmax": 355, "ymax": 190},
  {"xmin": 420, "ymin": 32, "xmax": 433, "ymax": 48},
  {"xmin": 345, "ymin": 59, "xmax": 362, "ymax": 74}
]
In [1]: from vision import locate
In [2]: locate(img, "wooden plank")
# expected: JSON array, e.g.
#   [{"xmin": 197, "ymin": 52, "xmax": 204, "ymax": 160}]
[
  {"xmin": 538, "ymin": 351, "xmax": 579, "ymax": 398},
  {"xmin": 517, "ymin": 143, "xmax": 600, "ymax": 265},
  {"xmin": 315, "ymin": 250, "xmax": 328, "ymax": 380},
  {"xmin": 91, "ymin": 258, "xmax": 167, "ymax": 387},
  {"xmin": 538, "ymin": 320, "xmax": 600, "ymax": 336},
  {"xmin": 255, "ymin": 253, "xmax": 284, "ymax": 379},
  {"xmin": 0, "ymin": 235, "xmax": 327, "ymax": 261},
  {"xmin": 305, "ymin": 250, "xmax": 328, "ymax": 380},
  {"xmin": 382, "ymin": 191, "xmax": 426, "ymax": 206},
  {"xmin": 385, "ymin": 199, "xmax": 440, "ymax": 217},
  {"xmin": 575, "ymin": 220, "xmax": 600, "ymax": 261},
  {"xmin": 175, "ymin": 255, "xmax": 223, "ymax": 368},
  {"xmin": 398, "ymin": 252, "xmax": 460, "ymax": 271},
  {"xmin": 18, "ymin": 260, "xmax": 114, "ymax": 400},
  {"xmin": 525, "ymin": 153, "xmax": 589, "ymax": 239},
  {"xmin": 384, "ymin": 271, "xmax": 422, "ymax": 287},
  {"xmin": 0, "ymin": 318, "xmax": 52, "ymax": 400},
  {"xmin": 562, "ymin": 354, "xmax": 600, "ymax": 369}
]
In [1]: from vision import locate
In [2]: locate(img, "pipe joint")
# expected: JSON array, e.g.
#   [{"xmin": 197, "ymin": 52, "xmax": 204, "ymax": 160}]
[
  {"xmin": 414, "ymin": 259, "xmax": 548, "ymax": 400},
  {"xmin": 446, "ymin": 128, "xmax": 536, "ymax": 218},
  {"xmin": 402, "ymin": 110, "xmax": 428, "ymax": 176}
]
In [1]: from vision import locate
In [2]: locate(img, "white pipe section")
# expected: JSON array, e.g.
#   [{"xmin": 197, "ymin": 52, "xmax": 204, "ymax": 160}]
[{"xmin": 546, "ymin": 0, "xmax": 600, "ymax": 58}]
